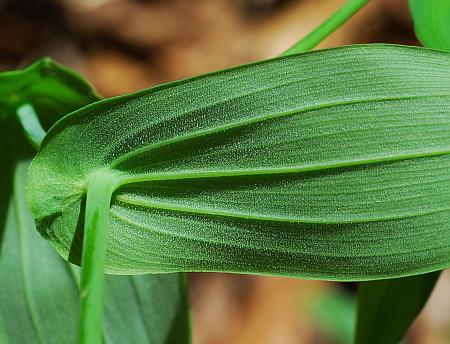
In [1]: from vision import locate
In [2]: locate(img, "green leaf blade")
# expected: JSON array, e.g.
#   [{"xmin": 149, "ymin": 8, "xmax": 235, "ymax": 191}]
[
  {"xmin": 103, "ymin": 274, "xmax": 191, "ymax": 344},
  {"xmin": 27, "ymin": 44, "xmax": 450, "ymax": 280},
  {"xmin": 0, "ymin": 121, "xmax": 15, "ymax": 253},
  {"xmin": 0, "ymin": 158, "xmax": 81, "ymax": 343},
  {"xmin": 409, "ymin": 0, "xmax": 450, "ymax": 52},
  {"xmin": 0, "ymin": 157, "xmax": 191, "ymax": 344},
  {"xmin": 356, "ymin": 272, "xmax": 440, "ymax": 344},
  {"xmin": 0, "ymin": 58, "xmax": 100, "ymax": 130}
]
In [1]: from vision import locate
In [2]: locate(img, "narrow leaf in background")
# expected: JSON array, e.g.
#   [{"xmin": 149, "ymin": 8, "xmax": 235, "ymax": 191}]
[
  {"xmin": 0, "ymin": 121, "xmax": 13, "ymax": 254},
  {"xmin": 0, "ymin": 157, "xmax": 190, "ymax": 343},
  {"xmin": 282, "ymin": 0, "xmax": 369, "ymax": 55},
  {"xmin": 356, "ymin": 272, "xmax": 440, "ymax": 344},
  {"xmin": 102, "ymin": 273, "xmax": 190, "ymax": 344},
  {"xmin": 28, "ymin": 44, "xmax": 450, "ymax": 280},
  {"xmin": 409, "ymin": 0, "xmax": 450, "ymax": 52},
  {"xmin": 0, "ymin": 157, "xmax": 79, "ymax": 343}
]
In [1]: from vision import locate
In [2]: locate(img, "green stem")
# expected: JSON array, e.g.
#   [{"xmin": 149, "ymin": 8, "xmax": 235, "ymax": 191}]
[
  {"xmin": 79, "ymin": 171, "xmax": 118, "ymax": 344},
  {"xmin": 15, "ymin": 103, "xmax": 46, "ymax": 150},
  {"xmin": 282, "ymin": 0, "xmax": 370, "ymax": 56}
]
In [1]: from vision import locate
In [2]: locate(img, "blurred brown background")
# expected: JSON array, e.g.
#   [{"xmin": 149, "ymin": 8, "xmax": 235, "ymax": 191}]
[{"xmin": 1, "ymin": 0, "xmax": 449, "ymax": 343}]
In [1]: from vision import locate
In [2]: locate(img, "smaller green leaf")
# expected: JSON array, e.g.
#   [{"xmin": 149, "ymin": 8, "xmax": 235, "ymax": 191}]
[
  {"xmin": 356, "ymin": 272, "xmax": 440, "ymax": 344},
  {"xmin": 0, "ymin": 57, "xmax": 100, "ymax": 130},
  {"xmin": 282, "ymin": 0, "xmax": 369, "ymax": 55},
  {"xmin": 0, "ymin": 59, "xmax": 191, "ymax": 344},
  {"xmin": 0, "ymin": 58, "xmax": 100, "ymax": 251},
  {"xmin": 409, "ymin": 0, "xmax": 450, "ymax": 52},
  {"xmin": 0, "ymin": 158, "xmax": 83, "ymax": 343},
  {"xmin": 0, "ymin": 121, "xmax": 191, "ymax": 344},
  {"xmin": 102, "ymin": 273, "xmax": 191, "ymax": 344},
  {"xmin": 0, "ymin": 121, "xmax": 14, "ymax": 250}
]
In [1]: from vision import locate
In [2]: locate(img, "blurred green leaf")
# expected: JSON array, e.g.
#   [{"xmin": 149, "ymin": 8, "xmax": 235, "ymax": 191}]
[
  {"xmin": 409, "ymin": 0, "xmax": 450, "ymax": 51},
  {"xmin": 28, "ymin": 44, "xmax": 450, "ymax": 280},
  {"xmin": 308, "ymin": 288, "xmax": 356, "ymax": 344},
  {"xmin": 356, "ymin": 272, "xmax": 440, "ymax": 344}
]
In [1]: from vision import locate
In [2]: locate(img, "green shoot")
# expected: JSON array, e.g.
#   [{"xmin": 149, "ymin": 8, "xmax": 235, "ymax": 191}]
[{"xmin": 282, "ymin": 0, "xmax": 370, "ymax": 55}]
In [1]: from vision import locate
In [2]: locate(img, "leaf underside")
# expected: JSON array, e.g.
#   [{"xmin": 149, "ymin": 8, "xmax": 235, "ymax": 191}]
[
  {"xmin": 28, "ymin": 44, "xmax": 450, "ymax": 280},
  {"xmin": 409, "ymin": 0, "xmax": 450, "ymax": 52}
]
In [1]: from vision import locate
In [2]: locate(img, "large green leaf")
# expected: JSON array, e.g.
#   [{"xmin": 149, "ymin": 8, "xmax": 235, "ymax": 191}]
[
  {"xmin": 356, "ymin": 272, "xmax": 440, "ymax": 344},
  {"xmin": 409, "ymin": 0, "xmax": 450, "ymax": 52},
  {"xmin": 0, "ymin": 60, "xmax": 191, "ymax": 343},
  {"xmin": 27, "ymin": 44, "xmax": 450, "ymax": 280}
]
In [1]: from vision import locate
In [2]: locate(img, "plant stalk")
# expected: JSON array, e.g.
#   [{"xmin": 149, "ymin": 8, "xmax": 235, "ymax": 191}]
[
  {"xmin": 282, "ymin": 0, "xmax": 370, "ymax": 56},
  {"xmin": 79, "ymin": 171, "xmax": 117, "ymax": 344}
]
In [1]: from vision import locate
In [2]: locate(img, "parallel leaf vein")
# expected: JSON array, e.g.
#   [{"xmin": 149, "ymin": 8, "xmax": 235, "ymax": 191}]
[{"xmin": 109, "ymin": 93, "xmax": 450, "ymax": 169}]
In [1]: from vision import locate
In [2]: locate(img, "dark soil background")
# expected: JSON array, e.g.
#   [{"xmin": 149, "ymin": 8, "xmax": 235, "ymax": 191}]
[{"xmin": 1, "ymin": 0, "xmax": 449, "ymax": 343}]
